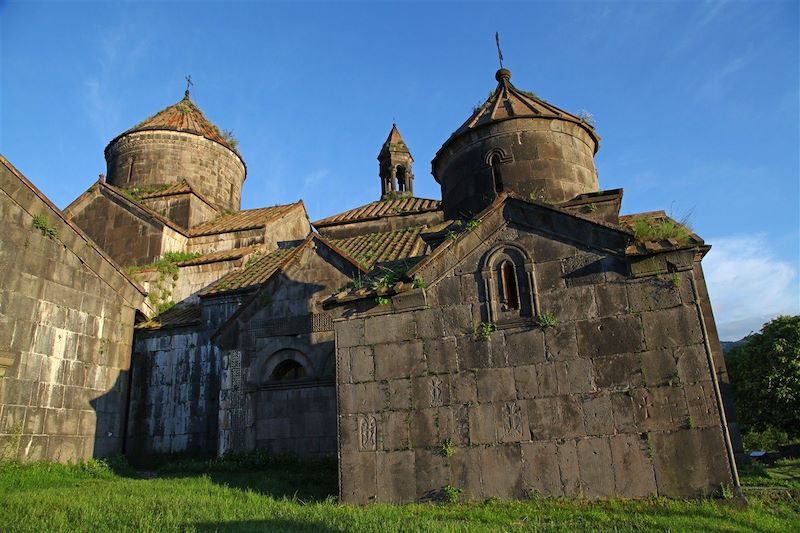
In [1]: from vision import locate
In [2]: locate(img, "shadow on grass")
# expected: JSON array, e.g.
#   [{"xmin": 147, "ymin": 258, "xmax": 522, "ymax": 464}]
[
  {"xmin": 194, "ymin": 519, "xmax": 343, "ymax": 532},
  {"xmin": 117, "ymin": 453, "xmax": 338, "ymax": 502}
]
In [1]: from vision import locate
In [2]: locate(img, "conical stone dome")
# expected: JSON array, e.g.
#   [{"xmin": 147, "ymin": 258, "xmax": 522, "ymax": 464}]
[
  {"xmin": 433, "ymin": 68, "xmax": 601, "ymax": 219},
  {"xmin": 104, "ymin": 91, "xmax": 246, "ymax": 213}
]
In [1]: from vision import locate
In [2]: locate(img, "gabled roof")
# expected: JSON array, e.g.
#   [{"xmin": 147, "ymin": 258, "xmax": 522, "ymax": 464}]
[
  {"xmin": 188, "ymin": 201, "xmax": 304, "ymax": 236},
  {"xmin": 313, "ymin": 197, "xmax": 440, "ymax": 228},
  {"xmin": 437, "ymin": 68, "xmax": 600, "ymax": 163},
  {"xmin": 200, "ymin": 232, "xmax": 368, "ymax": 298},
  {"xmin": 65, "ymin": 179, "xmax": 190, "ymax": 237},
  {"xmin": 199, "ymin": 246, "xmax": 299, "ymax": 296},
  {"xmin": 136, "ymin": 304, "xmax": 201, "ymax": 330},
  {"xmin": 0, "ymin": 156, "xmax": 146, "ymax": 307},
  {"xmin": 107, "ymin": 92, "xmax": 238, "ymax": 154},
  {"xmin": 328, "ymin": 193, "xmax": 635, "ymax": 304},
  {"xmin": 331, "ymin": 226, "xmax": 427, "ymax": 269}
]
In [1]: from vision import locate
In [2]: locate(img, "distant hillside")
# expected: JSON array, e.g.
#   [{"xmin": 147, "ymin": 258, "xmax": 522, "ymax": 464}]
[{"xmin": 721, "ymin": 338, "xmax": 748, "ymax": 354}]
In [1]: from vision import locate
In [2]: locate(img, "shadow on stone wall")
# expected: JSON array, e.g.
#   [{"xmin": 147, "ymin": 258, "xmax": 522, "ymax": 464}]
[{"xmin": 88, "ymin": 369, "xmax": 131, "ymax": 460}]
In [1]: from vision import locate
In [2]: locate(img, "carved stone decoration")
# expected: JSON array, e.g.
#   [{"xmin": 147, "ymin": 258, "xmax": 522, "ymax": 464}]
[
  {"xmin": 430, "ymin": 376, "xmax": 443, "ymax": 407},
  {"xmin": 502, "ymin": 402, "xmax": 523, "ymax": 439},
  {"xmin": 358, "ymin": 415, "xmax": 377, "ymax": 451},
  {"xmin": 229, "ymin": 350, "xmax": 244, "ymax": 450}
]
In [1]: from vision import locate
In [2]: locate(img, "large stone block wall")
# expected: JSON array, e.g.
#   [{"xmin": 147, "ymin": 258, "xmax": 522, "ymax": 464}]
[
  {"xmin": 68, "ymin": 191, "xmax": 173, "ymax": 267},
  {"xmin": 105, "ymin": 130, "xmax": 246, "ymax": 213},
  {"xmin": 0, "ymin": 158, "xmax": 143, "ymax": 462},
  {"xmin": 216, "ymin": 240, "xmax": 355, "ymax": 457},
  {"xmin": 434, "ymin": 118, "xmax": 599, "ymax": 218},
  {"xmin": 126, "ymin": 296, "xmax": 243, "ymax": 460},
  {"xmin": 335, "ymin": 225, "xmax": 736, "ymax": 503}
]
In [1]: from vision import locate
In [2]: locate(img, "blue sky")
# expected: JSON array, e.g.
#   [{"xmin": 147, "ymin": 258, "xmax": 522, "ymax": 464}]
[{"xmin": 1, "ymin": 0, "xmax": 798, "ymax": 339}]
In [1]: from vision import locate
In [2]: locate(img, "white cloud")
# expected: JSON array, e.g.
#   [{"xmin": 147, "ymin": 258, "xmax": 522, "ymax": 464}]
[{"xmin": 703, "ymin": 233, "xmax": 799, "ymax": 340}]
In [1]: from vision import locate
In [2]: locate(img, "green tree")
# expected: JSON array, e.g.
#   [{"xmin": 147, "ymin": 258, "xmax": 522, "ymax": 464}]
[{"xmin": 727, "ymin": 315, "xmax": 800, "ymax": 443}]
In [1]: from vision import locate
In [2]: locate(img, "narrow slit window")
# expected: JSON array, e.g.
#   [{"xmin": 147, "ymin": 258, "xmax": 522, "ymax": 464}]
[
  {"xmin": 500, "ymin": 261, "xmax": 519, "ymax": 310},
  {"xmin": 490, "ymin": 154, "xmax": 504, "ymax": 193}
]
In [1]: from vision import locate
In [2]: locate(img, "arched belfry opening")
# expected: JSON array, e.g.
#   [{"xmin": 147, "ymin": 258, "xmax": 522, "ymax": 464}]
[
  {"xmin": 396, "ymin": 165, "xmax": 407, "ymax": 192},
  {"xmin": 378, "ymin": 124, "xmax": 414, "ymax": 199}
]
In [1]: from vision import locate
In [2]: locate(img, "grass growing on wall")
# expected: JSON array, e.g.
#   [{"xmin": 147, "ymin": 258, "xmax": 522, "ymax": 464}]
[{"xmin": 1, "ymin": 458, "xmax": 799, "ymax": 532}]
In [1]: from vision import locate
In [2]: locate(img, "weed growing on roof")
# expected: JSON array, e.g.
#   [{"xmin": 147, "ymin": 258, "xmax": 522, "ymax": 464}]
[
  {"xmin": 157, "ymin": 301, "xmax": 176, "ymax": 315},
  {"xmin": 375, "ymin": 296, "xmax": 389, "ymax": 306},
  {"xmin": 412, "ymin": 276, "xmax": 428, "ymax": 289},
  {"xmin": 465, "ymin": 219, "xmax": 480, "ymax": 232},
  {"xmin": 446, "ymin": 230, "xmax": 458, "ymax": 241},
  {"xmin": 577, "ymin": 109, "xmax": 596, "ymax": 126},
  {"xmin": 32, "ymin": 214, "xmax": 58, "ymax": 239},
  {"xmin": 670, "ymin": 272, "xmax": 681, "ymax": 288},
  {"xmin": 221, "ymin": 129, "xmax": 238, "ymax": 150},
  {"xmin": 632, "ymin": 218, "xmax": 690, "ymax": 243}
]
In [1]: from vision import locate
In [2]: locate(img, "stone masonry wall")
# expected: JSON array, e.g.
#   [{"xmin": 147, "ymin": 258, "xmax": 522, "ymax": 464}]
[
  {"xmin": 335, "ymin": 223, "xmax": 736, "ymax": 503},
  {"xmin": 69, "ymin": 191, "xmax": 173, "ymax": 267},
  {"xmin": 126, "ymin": 296, "xmax": 243, "ymax": 460},
  {"xmin": 0, "ymin": 158, "xmax": 143, "ymax": 462},
  {"xmin": 105, "ymin": 130, "xmax": 246, "ymax": 213},
  {"xmin": 216, "ymin": 240, "xmax": 356, "ymax": 458}
]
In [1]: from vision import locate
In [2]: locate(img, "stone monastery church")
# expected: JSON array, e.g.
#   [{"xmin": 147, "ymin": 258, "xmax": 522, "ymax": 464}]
[{"xmin": 1, "ymin": 65, "xmax": 741, "ymax": 502}]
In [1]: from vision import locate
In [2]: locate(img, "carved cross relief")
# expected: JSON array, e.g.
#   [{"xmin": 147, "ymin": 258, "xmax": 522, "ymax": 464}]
[{"xmin": 358, "ymin": 415, "xmax": 377, "ymax": 451}]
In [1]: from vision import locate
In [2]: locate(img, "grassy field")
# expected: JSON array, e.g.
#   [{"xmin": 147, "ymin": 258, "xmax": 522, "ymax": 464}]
[{"xmin": 0, "ymin": 456, "xmax": 798, "ymax": 532}]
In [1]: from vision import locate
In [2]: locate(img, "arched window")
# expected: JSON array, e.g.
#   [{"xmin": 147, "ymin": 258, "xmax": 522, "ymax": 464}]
[
  {"xmin": 396, "ymin": 165, "xmax": 407, "ymax": 192},
  {"xmin": 500, "ymin": 261, "xmax": 519, "ymax": 310},
  {"xmin": 271, "ymin": 359, "xmax": 306, "ymax": 381},
  {"xmin": 489, "ymin": 153, "xmax": 504, "ymax": 193},
  {"xmin": 481, "ymin": 244, "xmax": 537, "ymax": 326}
]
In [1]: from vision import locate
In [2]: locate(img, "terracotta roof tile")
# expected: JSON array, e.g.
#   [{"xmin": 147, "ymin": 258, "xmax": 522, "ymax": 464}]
[
  {"xmin": 115, "ymin": 94, "xmax": 236, "ymax": 152},
  {"xmin": 175, "ymin": 245, "xmax": 263, "ymax": 267},
  {"xmin": 137, "ymin": 304, "xmax": 201, "ymax": 330},
  {"xmin": 137, "ymin": 181, "xmax": 193, "ymax": 198},
  {"xmin": 436, "ymin": 69, "xmax": 599, "ymax": 172},
  {"xmin": 313, "ymin": 197, "xmax": 440, "ymax": 227},
  {"xmin": 331, "ymin": 226, "xmax": 426, "ymax": 269},
  {"xmin": 188, "ymin": 203, "xmax": 300, "ymax": 236},
  {"xmin": 199, "ymin": 246, "xmax": 297, "ymax": 296}
]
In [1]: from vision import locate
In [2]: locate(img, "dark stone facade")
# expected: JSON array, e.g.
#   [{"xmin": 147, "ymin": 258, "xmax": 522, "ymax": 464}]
[
  {"xmin": 0, "ymin": 67, "xmax": 740, "ymax": 505},
  {"xmin": 0, "ymin": 157, "xmax": 144, "ymax": 462},
  {"xmin": 333, "ymin": 198, "xmax": 737, "ymax": 503}
]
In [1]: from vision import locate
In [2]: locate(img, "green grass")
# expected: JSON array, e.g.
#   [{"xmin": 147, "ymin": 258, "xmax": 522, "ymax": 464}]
[
  {"xmin": 739, "ymin": 459, "xmax": 800, "ymax": 489},
  {"xmin": 0, "ymin": 458, "xmax": 798, "ymax": 532}
]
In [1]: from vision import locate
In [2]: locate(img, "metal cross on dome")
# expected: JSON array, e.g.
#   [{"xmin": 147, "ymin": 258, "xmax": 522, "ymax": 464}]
[
  {"xmin": 495, "ymin": 32, "xmax": 504, "ymax": 69},
  {"xmin": 185, "ymin": 75, "xmax": 193, "ymax": 96}
]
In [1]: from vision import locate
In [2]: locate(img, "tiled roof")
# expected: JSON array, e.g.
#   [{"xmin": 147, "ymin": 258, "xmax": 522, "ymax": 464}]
[
  {"xmin": 188, "ymin": 202, "xmax": 301, "ymax": 236},
  {"xmin": 137, "ymin": 304, "xmax": 201, "ymax": 330},
  {"xmin": 174, "ymin": 245, "xmax": 263, "ymax": 267},
  {"xmin": 115, "ymin": 93, "xmax": 236, "ymax": 151},
  {"xmin": 199, "ymin": 246, "xmax": 298, "ymax": 296},
  {"xmin": 331, "ymin": 226, "xmax": 426, "ymax": 269},
  {"xmin": 437, "ymin": 68, "xmax": 599, "ymax": 166},
  {"xmin": 313, "ymin": 197, "xmax": 440, "ymax": 227},
  {"xmin": 138, "ymin": 181, "xmax": 193, "ymax": 198}
]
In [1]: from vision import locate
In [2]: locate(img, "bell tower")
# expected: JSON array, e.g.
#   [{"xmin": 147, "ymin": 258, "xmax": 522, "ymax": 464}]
[{"xmin": 378, "ymin": 124, "xmax": 414, "ymax": 199}]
